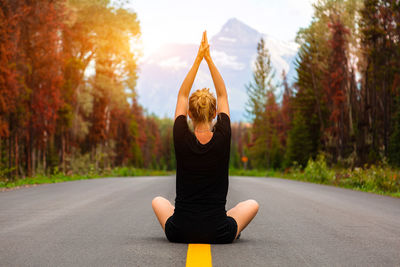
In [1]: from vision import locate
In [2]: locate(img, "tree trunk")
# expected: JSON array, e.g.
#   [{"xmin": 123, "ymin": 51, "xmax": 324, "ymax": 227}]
[
  {"xmin": 61, "ymin": 133, "xmax": 66, "ymax": 173},
  {"xmin": 14, "ymin": 133, "xmax": 19, "ymax": 178},
  {"xmin": 8, "ymin": 134, "xmax": 12, "ymax": 179},
  {"xmin": 26, "ymin": 132, "xmax": 32, "ymax": 177}
]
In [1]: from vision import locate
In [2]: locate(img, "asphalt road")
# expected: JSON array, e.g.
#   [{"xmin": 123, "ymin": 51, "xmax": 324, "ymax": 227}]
[{"xmin": 1, "ymin": 176, "xmax": 399, "ymax": 266}]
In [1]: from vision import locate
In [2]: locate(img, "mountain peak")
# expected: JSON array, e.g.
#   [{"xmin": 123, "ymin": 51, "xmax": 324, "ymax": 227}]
[
  {"xmin": 211, "ymin": 18, "xmax": 261, "ymax": 47},
  {"xmin": 224, "ymin": 17, "xmax": 244, "ymax": 26},
  {"xmin": 223, "ymin": 18, "xmax": 250, "ymax": 29}
]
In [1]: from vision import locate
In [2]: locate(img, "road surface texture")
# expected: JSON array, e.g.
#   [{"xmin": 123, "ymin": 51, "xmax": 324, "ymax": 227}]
[{"xmin": 1, "ymin": 176, "xmax": 399, "ymax": 266}]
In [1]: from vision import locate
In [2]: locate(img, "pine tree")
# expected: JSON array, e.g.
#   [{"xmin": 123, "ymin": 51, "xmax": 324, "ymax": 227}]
[
  {"xmin": 245, "ymin": 38, "xmax": 277, "ymax": 169},
  {"xmin": 290, "ymin": 42, "xmax": 324, "ymax": 164},
  {"xmin": 245, "ymin": 38, "xmax": 275, "ymax": 122},
  {"xmin": 284, "ymin": 111, "xmax": 314, "ymax": 167},
  {"xmin": 280, "ymin": 70, "xmax": 293, "ymax": 148}
]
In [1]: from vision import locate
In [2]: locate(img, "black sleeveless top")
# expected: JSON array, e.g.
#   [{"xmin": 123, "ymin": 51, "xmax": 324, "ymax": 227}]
[{"xmin": 173, "ymin": 112, "xmax": 231, "ymax": 220}]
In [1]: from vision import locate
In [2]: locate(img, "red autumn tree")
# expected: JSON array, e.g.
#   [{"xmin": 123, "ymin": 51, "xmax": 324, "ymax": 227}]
[
  {"xmin": 280, "ymin": 70, "xmax": 293, "ymax": 148},
  {"xmin": 324, "ymin": 15, "xmax": 350, "ymax": 162},
  {"xmin": 0, "ymin": 0, "xmax": 29, "ymax": 177},
  {"xmin": 14, "ymin": 0, "xmax": 65, "ymax": 176}
]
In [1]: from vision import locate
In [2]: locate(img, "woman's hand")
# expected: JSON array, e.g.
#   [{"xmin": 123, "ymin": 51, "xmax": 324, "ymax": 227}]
[
  {"xmin": 195, "ymin": 31, "xmax": 210, "ymax": 63},
  {"xmin": 203, "ymin": 31, "xmax": 212, "ymax": 63}
]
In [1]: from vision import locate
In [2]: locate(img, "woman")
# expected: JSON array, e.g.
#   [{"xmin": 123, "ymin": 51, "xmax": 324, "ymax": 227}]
[{"xmin": 152, "ymin": 31, "xmax": 259, "ymax": 244}]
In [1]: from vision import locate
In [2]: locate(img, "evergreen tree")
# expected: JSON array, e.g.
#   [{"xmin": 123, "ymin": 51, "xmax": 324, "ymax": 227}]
[
  {"xmin": 245, "ymin": 38, "xmax": 275, "ymax": 122},
  {"xmin": 280, "ymin": 70, "xmax": 293, "ymax": 148},
  {"xmin": 245, "ymin": 38, "xmax": 277, "ymax": 169},
  {"xmin": 290, "ymin": 42, "xmax": 324, "ymax": 163},
  {"xmin": 284, "ymin": 111, "xmax": 314, "ymax": 167}
]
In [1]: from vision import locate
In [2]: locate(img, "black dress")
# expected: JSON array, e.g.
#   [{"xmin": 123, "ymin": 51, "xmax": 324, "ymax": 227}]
[{"xmin": 165, "ymin": 112, "xmax": 237, "ymax": 244}]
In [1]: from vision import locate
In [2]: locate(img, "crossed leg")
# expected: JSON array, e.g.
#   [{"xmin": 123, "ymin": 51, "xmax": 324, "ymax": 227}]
[
  {"xmin": 152, "ymin": 196, "xmax": 259, "ymax": 240},
  {"xmin": 227, "ymin": 199, "xmax": 259, "ymax": 239},
  {"xmin": 152, "ymin": 196, "xmax": 175, "ymax": 231}
]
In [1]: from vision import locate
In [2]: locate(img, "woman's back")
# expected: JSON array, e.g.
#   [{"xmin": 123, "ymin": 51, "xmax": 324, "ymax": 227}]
[{"xmin": 173, "ymin": 113, "xmax": 231, "ymax": 217}]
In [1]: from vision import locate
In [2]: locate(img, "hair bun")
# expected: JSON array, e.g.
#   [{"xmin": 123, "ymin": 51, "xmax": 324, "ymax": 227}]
[{"xmin": 199, "ymin": 96, "xmax": 207, "ymax": 108}]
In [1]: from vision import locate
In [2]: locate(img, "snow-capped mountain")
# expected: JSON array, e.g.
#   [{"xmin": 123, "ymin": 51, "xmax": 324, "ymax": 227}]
[{"xmin": 137, "ymin": 18, "xmax": 298, "ymax": 121}]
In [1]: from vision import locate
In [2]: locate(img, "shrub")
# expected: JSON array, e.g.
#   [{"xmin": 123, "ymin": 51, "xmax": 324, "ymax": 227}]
[{"xmin": 304, "ymin": 154, "xmax": 334, "ymax": 183}]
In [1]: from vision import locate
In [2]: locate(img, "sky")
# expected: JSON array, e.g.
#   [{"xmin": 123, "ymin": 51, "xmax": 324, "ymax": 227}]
[{"xmin": 127, "ymin": 0, "xmax": 316, "ymax": 58}]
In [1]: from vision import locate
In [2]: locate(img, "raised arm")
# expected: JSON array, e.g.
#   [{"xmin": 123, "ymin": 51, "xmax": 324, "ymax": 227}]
[
  {"xmin": 174, "ymin": 32, "xmax": 209, "ymax": 119},
  {"xmin": 203, "ymin": 32, "xmax": 230, "ymax": 117}
]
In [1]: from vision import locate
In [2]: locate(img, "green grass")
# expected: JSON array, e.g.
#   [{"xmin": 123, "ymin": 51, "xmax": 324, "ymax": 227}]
[
  {"xmin": 229, "ymin": 168, "xmax": 281, "ymax": 177},
  {"xmin": 0, "ymin": 167, "xmax": 174, "ymax": 189},
  {"xmin": 279, "ymin": 171, "xmax": 400, "ymax": 198},
  {"xmin": 229, "ymin": 157, "xmax": 400, "ymax": 198}
]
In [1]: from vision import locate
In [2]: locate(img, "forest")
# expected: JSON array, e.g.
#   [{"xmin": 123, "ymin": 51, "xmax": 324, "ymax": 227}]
[
  {"xmin": 244, "ymin": 0, "xmax": 400, "ymax": 170},
  {"xmin": 0, "ymin": 0, "xmax": 174, "ymax": 179},
  {"xmin": 0, "ymin": 0, "xmax": 399, "ymax": 191}
]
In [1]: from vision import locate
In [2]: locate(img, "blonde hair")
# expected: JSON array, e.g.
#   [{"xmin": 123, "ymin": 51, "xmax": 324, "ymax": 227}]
[{"xmin": 189, "ymin": 88, "xmax": 216, "ymax": 123}]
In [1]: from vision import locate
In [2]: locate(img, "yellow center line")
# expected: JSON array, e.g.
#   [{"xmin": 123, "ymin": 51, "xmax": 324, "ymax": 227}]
[{"xmin": 186, "ymin": 244, "xmax": 212, "ymax": 267}]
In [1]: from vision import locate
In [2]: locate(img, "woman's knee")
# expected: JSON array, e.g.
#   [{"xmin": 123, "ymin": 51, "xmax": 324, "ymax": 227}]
[
  {"xmin": 244, "ymin": 199, "xmax": 259, "ymax": 213},
  {"xmin": 152, "ymin": 196, "xmax": 166, "ymax": 208}
]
